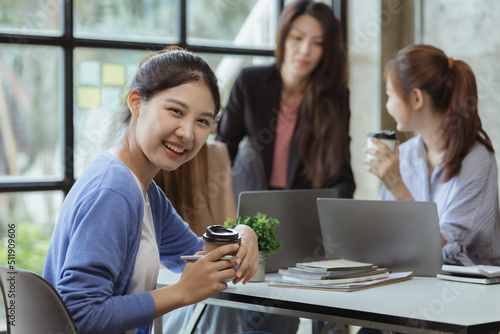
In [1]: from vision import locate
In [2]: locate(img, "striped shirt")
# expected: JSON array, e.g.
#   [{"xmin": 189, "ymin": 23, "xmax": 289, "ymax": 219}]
[{"xmin": 381, "ymin": 135, "xmax": 500, "ymax": 266}]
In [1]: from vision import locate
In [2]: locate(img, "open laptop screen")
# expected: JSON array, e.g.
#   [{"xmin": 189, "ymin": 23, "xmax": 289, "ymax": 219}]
[
  {"xmin": 316, "ymin": 198, "xmax": 443, "ymax": 277},
  {"xmin": 237, "ymin": 189, "xmax": 337, "ymax": 273}
]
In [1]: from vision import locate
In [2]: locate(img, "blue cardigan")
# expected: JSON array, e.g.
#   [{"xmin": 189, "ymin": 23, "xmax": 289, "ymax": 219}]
[{"xmin": 43, "ymin": 152, "xmax": 204, "ymax": 334}]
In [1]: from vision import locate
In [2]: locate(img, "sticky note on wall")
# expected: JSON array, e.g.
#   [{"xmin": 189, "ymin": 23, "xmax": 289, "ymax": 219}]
[
  {"xmin": 102, "ymin": 63, "xmax": 126, "ymax": 86},
  {"xmin": 77, "ymin": 86, "xmax": 101, "ymax": 109}
]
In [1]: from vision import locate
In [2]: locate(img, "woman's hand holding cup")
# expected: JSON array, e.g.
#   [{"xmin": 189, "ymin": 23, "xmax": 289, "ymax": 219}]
[
  {"xmin": 178, "ymin": 243, "xmax": 240, "ymax": 306},
  {"xmin": 364, "ymin": 131, "xmax": 400, "ymax": 181},
  {"xmin": 363, "ymin": 130, "xmax": 413, "ymax": 200}
]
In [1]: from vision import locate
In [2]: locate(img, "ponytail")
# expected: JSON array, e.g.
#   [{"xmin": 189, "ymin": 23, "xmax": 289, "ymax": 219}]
[{"xmin": 441, "ymin": 59, "xmax": 494, "ymax": 181}]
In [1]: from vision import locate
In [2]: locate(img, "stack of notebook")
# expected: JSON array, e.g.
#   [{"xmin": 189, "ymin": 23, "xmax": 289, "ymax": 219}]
[
  {"xmin": 437, "ymin": 264, "xmax": 500, "ymax": 285},
  {"xmin": 269, "ymin": 258, "xmax": 412, "ymax": 292}
]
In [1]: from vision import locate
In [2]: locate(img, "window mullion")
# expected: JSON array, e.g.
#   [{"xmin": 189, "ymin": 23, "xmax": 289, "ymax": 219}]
[
  {"xmin": 63, "ymin": 0, "xmax": 75, "ymax": 194},
  {"xmin": 179, "ymin": 0, "xmax": 187, "ymax": 47}
]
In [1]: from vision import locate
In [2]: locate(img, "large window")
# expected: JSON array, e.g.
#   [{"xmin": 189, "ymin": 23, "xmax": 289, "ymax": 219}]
[
  {"xmin": 0, "ymin": 1, "xmax": 342, "ymax": 330},
  {"xmin": 1, "ymin": 1, "xmax": 314, "ymax": 329},
  {"xmin": 0, "ymin": 0, "xmax": 339, "ymax": 278}
]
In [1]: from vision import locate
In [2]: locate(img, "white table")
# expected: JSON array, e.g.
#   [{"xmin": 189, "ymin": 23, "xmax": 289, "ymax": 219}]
[{"xmin": 156, "ymin": 269, "xmax": 500, "ymax": 333}]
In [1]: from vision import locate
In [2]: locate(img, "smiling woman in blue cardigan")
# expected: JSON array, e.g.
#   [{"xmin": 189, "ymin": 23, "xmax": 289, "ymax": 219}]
[{"xmin": 43, "ymin": 47, "xmax": 258, "ymax": 334}]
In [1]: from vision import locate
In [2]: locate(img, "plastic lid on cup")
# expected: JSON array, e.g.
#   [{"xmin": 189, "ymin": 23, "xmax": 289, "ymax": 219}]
[
  {"xmin": 367, "ymin": 130, "xmax": 397, "ymax": 140},
  {"xmin": 203, "ymin": 225, "xmax": 242, "ymax": 244}
]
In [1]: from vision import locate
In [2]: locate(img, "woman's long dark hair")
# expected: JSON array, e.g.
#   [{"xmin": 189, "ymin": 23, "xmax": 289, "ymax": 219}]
[
  {"xmin": 275, "ymin": 0, "xmax": 349, "ymax": 188},
  {"xmin": 385, "ymin": 44, "xmax": 493, "ymax": 182},
  {"xmin": 120, "ymin": 45, "xmax": 221, "ymax": 125},
  {"xmin": 154, "ymin": 144, "xmax": 213, "ymax": 236}
]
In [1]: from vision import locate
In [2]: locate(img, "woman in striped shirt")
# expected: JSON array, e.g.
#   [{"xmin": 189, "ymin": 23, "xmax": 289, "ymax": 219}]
[{"xmin": 364, "ymin": 44, "xmax": 500, "ymax": 266}]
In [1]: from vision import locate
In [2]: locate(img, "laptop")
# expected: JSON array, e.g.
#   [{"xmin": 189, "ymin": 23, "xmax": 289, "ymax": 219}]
[
  {"xmin": 316, "ymin": 198, "xmax": 443, "ymax": 277},
  {"xmin": 237, "ymin": 189, "xmax": 337, "ymax": 273}
]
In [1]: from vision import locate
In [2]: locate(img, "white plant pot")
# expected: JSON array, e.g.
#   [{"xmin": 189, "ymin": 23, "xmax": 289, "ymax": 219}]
[{"xmin": 250, "ymin": 251, "xmax": 267, "ymax": 282}]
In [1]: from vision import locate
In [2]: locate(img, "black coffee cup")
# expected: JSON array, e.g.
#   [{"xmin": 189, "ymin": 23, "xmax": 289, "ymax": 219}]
[{"xmin": 203, "ymin": 225, "xmax": 241, "ymax": 255}]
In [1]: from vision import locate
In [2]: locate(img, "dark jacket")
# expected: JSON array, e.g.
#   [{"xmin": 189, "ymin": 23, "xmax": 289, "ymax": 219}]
[{"xmin": 216, "ymin": 63, "xmax": 355, "ymax": 198}]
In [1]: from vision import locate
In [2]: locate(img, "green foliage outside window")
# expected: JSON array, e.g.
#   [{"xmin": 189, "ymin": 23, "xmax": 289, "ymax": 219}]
[{"xmin": 0, "ymin": 222, "xmax": 51, "ymax": 275}]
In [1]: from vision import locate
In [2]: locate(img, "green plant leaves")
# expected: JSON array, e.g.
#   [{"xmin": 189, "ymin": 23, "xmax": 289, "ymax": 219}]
[{"xmin": 223, "ymin": 212, "xmax": 283, "ymax": 255}]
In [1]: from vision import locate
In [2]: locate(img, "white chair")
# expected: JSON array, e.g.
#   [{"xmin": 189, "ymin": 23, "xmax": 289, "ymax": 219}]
[{"xmin": 0, "ymin": 265, "xmax": 78, "ymax": 334}]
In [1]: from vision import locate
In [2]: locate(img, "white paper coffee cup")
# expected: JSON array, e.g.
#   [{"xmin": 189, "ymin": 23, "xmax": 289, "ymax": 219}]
[{"xmin": 366, "ymin": 131, "xmax": 397, "ymax": 160}]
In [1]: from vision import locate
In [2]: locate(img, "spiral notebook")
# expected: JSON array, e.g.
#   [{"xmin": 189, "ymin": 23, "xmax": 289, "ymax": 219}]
[
  {"xmin": 437, "ymin": 264, "xmax": 500, "ymax": 285},
  {"xmin": 294, "ymin": 258, "xmax": 375, "ymax": 272},
  {"xmin": 436, "ymin": 274, "xmax": 500, "ymax": 285},
  {"xmin": 269, "ymin": 271, "xmax": 413, "ymax": 292},
  {"xmin": 271, "ymin": 257, "xmax": 412, "ymax": 291}
]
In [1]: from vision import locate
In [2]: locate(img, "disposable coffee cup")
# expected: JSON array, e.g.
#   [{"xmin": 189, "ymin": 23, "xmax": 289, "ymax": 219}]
[
  {"xmin": 203, "ymin": 225, "xmax": 241, "ymax": 255},
  {"xmin": 367, "ymin": 130, "xmax": 397, "ymax": 160}
]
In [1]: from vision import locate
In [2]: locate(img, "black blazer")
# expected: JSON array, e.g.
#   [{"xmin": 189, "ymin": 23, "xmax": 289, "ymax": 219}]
[{"xmin": 216, "ymin": 63, "xmax": 355, "ymax": 198}]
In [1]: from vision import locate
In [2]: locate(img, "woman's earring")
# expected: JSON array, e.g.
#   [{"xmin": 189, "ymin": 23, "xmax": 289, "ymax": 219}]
[{"xmin": 132, "ymin": 108, "xmax": 140, "ymax": 118}]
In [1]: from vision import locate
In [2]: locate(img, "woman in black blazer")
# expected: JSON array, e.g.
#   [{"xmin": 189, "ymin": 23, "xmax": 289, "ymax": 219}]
[
  {"xmin": 201, "ymin": 1, "xmax": 354, "ymax": 333},
  {"xmin": 216, "ymin": 0, "xmax": 355, "ymax": 199}
]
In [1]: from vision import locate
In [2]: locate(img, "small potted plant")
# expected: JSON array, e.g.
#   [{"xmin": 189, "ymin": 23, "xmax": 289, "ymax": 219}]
[{"xmin": 224, "ymin": 212, "xmax": 283, "ymax": 282}]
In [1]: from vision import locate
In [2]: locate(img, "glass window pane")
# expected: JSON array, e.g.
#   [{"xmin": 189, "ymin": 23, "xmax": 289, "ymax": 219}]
[
  {"xmin": 201, "ymin": 53, "xmax": 274, "ymax": 105},
  {"xmin": 0, "ymin": 1, "xmax": 62, "ymax": 36},
  {"xmin": 74, "ymin": 47, "xmax": 146, "ymax": 177},
  {"xmin": 0, "ymin": 45, "xmax": 63, "ymax": 179},
  {"xmin": 187, "ymin": 0, "xmax": 278, "ymax": 49},
  {"xmin": 0, "ymin": 191, "xmax": 64, "ymax": 275},
  {"xmin": 74, "ymin": 0, "xmax": 177, "ymax": 43}
]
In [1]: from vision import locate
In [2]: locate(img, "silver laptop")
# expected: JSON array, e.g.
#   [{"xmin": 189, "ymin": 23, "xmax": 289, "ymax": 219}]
[
  {"xmin": 237, "ymin": 189, "xmax": 337, "ymax": 273},
  {"xmin": 316, "ymin": 198, "xmax": 443, "ymax": 277}
]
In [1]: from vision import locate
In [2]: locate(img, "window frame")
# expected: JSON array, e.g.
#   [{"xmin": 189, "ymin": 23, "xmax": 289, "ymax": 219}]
[{"xmin": 0, "ymin": 0, "xmax": 343, "ymax": 195}]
